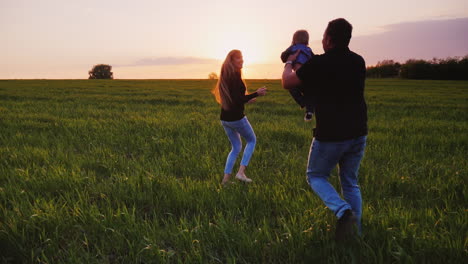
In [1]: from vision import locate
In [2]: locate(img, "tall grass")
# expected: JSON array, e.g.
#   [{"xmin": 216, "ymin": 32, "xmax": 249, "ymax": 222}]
[{"xmin": 0, "ymin": 79, "xmax": 466, "ymax": 263}]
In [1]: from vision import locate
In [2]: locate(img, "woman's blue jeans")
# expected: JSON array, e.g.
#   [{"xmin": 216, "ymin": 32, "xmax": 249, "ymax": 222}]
[
  {"xmin": 221, "ymin": 117, "xmax": 257, "ymax": 174},
  {"xmin": 306, "ymin": 136, "xmax": 367, "ymax": 230}
]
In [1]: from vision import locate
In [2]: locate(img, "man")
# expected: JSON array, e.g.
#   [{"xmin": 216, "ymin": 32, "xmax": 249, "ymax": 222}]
[{"xmin": 282, "ymin": 18, "xmax": 368, "ymax": 241}]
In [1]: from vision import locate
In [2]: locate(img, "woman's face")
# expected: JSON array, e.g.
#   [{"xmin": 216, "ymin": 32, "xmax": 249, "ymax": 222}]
[{"xmin": 233, "ymin": 53, "xmax": 244, "ymax": 70}]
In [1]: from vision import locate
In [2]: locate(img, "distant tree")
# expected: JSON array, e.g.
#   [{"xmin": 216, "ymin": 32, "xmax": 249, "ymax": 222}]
[
  {"xmin": 400, "ymin": 59, "xmax": 434, "ymax": 79},
  {"xmin": 366, "ymin": 60, "xmax": 400, "ymax": 78},
  {"xmin": 458, "ymin": 55, "xmax": 468, "ymax": 79},
  {"xmin": 89, "ymin": 64, "xmax": 113, "ymax": 79},
  {"xmin": 367, "ymin": 55, "xmax": 468, "ymax": 80},
  {"xmin": 434, "ymin": 57, "xmax": 464, "ymax": 80},
  {"xmin": 208, "ymin": 72, "xmax": 218, "ymax": 80}
]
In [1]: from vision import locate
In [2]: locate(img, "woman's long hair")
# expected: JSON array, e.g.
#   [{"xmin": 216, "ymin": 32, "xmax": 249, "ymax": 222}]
[{"xmin": 212, "ymin": 49, "xmax": 246, "ymax": 110}]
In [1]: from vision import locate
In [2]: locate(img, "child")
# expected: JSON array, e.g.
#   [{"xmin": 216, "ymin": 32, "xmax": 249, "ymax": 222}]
[{"xmin": 281, "ymin": 30, "xmax": 315, "ymax": 121}]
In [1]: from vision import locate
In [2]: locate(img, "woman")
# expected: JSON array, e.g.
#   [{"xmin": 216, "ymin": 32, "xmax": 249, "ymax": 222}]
[{"xmin": 212, "ymin": 50, "xmax": 267, "ymax": 185}]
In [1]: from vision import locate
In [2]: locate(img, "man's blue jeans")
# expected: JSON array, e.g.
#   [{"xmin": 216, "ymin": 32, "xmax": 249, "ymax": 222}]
[
  {"xmin": 306, "ymin": 136, "xmax": 367, "ymax": 230},
  {"xmin": 221, "ymin": 117, "xmax": 257, "ymax": 174}
]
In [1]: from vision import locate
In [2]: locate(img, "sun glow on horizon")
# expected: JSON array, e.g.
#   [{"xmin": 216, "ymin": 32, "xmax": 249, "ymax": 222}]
[
  {"xmin": 208, "ymin": 27, "xmax": 270, "ymax": 65},
  {"xmin": 210, "ymin": 43, "xmax": 270, "ymax": 79}
]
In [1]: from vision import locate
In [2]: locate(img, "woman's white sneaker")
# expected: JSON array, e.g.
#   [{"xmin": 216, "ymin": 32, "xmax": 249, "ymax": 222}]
[{"xmin": 235, "ymin": 173, "xmax": 253, "ymax": 183}]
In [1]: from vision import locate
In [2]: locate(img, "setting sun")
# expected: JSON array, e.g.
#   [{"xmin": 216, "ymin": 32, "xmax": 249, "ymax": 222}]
[
  {"xmin": 205, "ymin": 28, "xmax": 270, "ymax": 78},
  {"xmin": 213, "ymin": 43, "xmax": 264, "ymax": 65}
]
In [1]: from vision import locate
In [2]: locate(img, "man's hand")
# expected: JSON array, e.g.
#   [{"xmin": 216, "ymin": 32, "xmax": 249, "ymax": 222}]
[
  {"xmin": 287, "ymin": 50, "xmax": 300, "ymax": 62},
  {"xmin": 282, "ymin": 51, "xmax": 302, "ymax": 90}
]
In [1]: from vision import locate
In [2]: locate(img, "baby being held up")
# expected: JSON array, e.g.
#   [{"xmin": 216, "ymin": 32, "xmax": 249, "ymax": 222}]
[{"xmin": 281, "ymin": 30, "xmax": 315, "ymax": 122}]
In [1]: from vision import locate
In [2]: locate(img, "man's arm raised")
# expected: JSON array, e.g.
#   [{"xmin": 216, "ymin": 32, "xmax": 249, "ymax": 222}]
[{"xmin": 281, "ymin": 51, "xmax": 302, "ymax": 90}]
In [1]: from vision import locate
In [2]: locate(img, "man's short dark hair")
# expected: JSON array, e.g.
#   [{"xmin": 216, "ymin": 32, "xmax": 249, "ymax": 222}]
[{"xmin": 325, "ymin": 18, "xmax": 353, "ymax": 47}]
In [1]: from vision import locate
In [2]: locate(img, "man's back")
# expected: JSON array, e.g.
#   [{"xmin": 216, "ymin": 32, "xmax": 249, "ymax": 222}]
[{"xmin": 296, "ymin": 47, "xmax": 367, "ymax": 141}]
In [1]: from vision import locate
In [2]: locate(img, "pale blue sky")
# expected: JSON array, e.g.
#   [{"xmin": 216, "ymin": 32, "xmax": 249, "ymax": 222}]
[{"xmin": 2, "ymin": 0, "xmax": 468, "ymax": 78}]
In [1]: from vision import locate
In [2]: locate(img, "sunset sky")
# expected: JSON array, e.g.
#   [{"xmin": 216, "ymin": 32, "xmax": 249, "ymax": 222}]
[{"xmin": 2, "ymin": 0, "xmax": 468, "ymax": 79}]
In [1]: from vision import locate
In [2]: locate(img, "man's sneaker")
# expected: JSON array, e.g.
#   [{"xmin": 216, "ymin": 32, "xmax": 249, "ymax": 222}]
[
  {"xmin": 335, "ymin": 209, "xmax": 357, "ymax": 242},
  {"xmin": 304, "ymin": 112, "xmax": 313, "ymax": 122}
]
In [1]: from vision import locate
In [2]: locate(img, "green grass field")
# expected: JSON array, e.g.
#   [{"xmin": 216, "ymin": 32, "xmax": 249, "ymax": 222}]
[{"xmin": 0, "ymin": 79, "xmax": 466, "ymax": 263}]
